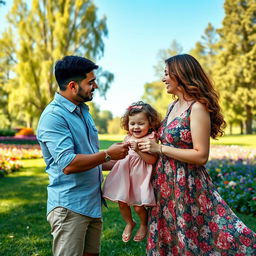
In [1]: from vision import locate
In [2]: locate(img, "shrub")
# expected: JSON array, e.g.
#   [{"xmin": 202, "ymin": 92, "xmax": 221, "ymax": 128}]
[{"xmin": 0, "ymin": 129, "xmax": 16, "ymax": 136}]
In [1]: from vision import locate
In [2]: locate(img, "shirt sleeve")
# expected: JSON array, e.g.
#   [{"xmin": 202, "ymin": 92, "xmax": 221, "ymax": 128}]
[{"xmin": 38, "ymin": 112, "xmax": 76, "ymax": 171}]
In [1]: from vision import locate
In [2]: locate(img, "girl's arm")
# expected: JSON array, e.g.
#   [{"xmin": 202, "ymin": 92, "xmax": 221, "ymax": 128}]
[
  {"xmin": 138, "ymin": 102, "xmax": 210, "ymax": 165},
  {"xmin": 130, "ymin": 139, "xmax": 158, "ymax": 165}
]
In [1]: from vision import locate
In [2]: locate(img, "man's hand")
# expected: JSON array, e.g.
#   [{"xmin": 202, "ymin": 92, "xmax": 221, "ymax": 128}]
[{"xmin": 106, "ymin": 142, "xmax": 130, "ymax": 160}]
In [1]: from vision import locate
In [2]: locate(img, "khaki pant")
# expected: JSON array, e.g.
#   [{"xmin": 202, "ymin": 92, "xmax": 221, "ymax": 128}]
[{"xmin": 47, "ymin": 207, "xmax": 102, "ymax": 256}]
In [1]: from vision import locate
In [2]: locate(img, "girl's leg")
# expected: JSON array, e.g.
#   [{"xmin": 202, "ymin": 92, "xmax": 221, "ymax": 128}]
[
  {"xmin": 133, "ymin": 205, "xmax": 148, "ymax": 242},
  {"xmin": 118, "ymin": 201, "xmax": 136, "ymax": 242}
]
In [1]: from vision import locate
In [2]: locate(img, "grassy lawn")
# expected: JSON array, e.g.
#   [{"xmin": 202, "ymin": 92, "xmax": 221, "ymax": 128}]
[{"xmin": 0, "ymin": 158, "xmax": 255, "ymax": 256}]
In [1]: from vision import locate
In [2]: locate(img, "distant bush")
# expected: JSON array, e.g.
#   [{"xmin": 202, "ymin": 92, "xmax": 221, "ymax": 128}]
[{"xmin": 0, "ymin": 129, "xmax": 16, "ymax": 136}]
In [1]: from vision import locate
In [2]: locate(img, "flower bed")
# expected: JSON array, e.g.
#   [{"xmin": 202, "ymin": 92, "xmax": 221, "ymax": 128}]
[
  {"xmin": 207, "ymin": 146, "xmax": 256, "ymax": 215},
  {"xmin": 0, "ymin": 144, "xmax": 42, "ymax": 159},
  {"xmin": 0, "ymin": 144, "xmax": 42, "ymax": 177},
  {"xmin": 0, "ymin": 157, "xmax": 22, "ymax": 177}
]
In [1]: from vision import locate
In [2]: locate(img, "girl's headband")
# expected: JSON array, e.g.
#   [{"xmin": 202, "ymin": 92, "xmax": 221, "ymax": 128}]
[{"xmin": 127, "ymin": 105, "xmax": 143, "ymax": 111}]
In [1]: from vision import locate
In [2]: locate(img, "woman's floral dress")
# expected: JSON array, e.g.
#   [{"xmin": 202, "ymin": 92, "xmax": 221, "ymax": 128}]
[{"xmin": 147, "ymin": 102, "xmax": 256, "ymax": 256}]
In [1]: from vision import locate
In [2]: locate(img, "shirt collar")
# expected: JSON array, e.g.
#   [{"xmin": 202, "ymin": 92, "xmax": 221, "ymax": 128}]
[{"xmin": 54, "ymin": 92, "xmax": 89, "ymax": 112}]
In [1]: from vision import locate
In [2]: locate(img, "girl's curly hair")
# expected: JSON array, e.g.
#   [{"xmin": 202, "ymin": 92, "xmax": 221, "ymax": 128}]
[
  {"xmin": 121, "ymin": 101, "xmax": 161, "ymax": 134},
  {"xmin": 166, "ymin": 54, "xmax": 226, "ymax": 139}
]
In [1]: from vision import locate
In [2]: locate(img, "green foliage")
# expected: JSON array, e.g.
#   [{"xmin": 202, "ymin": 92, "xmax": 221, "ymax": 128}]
[
  {"xmin": 213, "ymin": 0, "xmax": 256, "ymax": 134},
  {"xmin": 0, "ymin": 0, "xmax": 112, "ymax": 128},
  {"xmin": 142, "ymin": 81, "xmax": 170, "ymax": 118},
  {"xmin": 0, "ymin": 128, "xmax": 16, "ymax": 136},
  {"xmin": 108, "ymin": 117, "xmax": 126, "ymax": 135}
]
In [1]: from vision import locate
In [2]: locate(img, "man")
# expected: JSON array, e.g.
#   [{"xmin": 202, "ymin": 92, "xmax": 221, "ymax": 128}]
[{"xmin": 37, "ymin": 56, "xmax": 129, "ymax": 256}]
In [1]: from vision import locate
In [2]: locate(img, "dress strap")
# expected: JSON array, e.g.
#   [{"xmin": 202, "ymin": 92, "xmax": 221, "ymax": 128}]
[{"xmin": 186, "ymin": 101, "xmax": 196, "ymax": 116}]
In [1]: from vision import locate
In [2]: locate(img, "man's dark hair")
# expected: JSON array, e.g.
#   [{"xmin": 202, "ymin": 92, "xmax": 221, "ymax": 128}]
[{"xmin": 55, "ymin": 56, "xmax": 98, "ymax": 90}]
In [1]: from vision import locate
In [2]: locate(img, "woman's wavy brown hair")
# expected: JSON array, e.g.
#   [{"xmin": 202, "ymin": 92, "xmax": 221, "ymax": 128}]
[
  {"xmin": 165, "ymin": 54, "xmax": 226, "ymax": 139},
  {"xmin": 121, "ymin": 101, "xmax": 162, "ymax": 134}
]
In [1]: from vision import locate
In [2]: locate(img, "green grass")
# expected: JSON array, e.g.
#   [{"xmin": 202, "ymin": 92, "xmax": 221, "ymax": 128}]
[{"xmin": 210, "ymin": 134, "xmax": 256, "ymax": 148}]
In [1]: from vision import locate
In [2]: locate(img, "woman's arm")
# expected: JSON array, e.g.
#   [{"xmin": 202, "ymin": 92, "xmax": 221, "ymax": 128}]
[{"xmin": 139, "ymin": 102, "xmax": 210, "ymax": 165}]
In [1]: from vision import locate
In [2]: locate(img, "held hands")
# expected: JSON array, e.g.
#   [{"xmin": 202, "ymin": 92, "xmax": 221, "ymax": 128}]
[
  {"xmin": 107, "ymin": 142, "xmax": 130, "ymax": 160},
  {"xmin": 130, "ymin": 140, "xmax": 139, "ymax": 152},
  {"xmin": 138, "ymin": 139, "xmax": 161, "ymax": 154}
]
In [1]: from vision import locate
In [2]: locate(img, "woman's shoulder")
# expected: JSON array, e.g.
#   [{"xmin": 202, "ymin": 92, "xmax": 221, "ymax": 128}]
[{"xmin": 191, "ymin": 101, "xmax": 207, "ymax": 112}]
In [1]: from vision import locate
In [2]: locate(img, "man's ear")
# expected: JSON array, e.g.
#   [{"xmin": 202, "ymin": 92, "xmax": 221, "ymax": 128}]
[{"xmin": 67, "ymin": 81, "xmax": 77, "ymax": 91}]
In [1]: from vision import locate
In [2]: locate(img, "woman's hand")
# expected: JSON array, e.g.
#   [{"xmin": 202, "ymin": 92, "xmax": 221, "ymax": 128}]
[{"xmin": 138, "ymin": 139, "xmax": 161, "ymax": 154}]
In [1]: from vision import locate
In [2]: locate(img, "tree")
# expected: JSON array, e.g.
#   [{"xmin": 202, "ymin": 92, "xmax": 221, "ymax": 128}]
[
  {"xmin": 213, "ymin": 0, "xmax": 256, "ymax": 134},
  {"xmin": 108, "ymin": 117, "xmax": 125, "ymax": 135},
  {"xmin": 190, "ymin": 23, "xmax": 219, "ymax": 77},
  {"xmin": 153, "ymin": 40, "xmax": 183, "ymax": 79},
  {"xmin": 0, "ymin": 0, "xmax": 112, "ymax": 128}
]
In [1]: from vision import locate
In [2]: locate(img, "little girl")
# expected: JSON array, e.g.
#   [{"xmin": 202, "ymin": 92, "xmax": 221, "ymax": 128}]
[{"xmin": 103, "ymin": 101, "xmax": 161, "ymax": 243}]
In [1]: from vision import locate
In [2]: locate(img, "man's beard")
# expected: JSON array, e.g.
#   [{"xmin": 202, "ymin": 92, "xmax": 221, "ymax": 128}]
[{"xmin": 77, "ymin": 85, "xmax": 93, "ymax": 102}]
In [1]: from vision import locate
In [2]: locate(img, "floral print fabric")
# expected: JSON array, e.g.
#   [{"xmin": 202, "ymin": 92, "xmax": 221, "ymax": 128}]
[{"xmin": 147, "ymin": 102, "xmax": 256, "ymax": 256}]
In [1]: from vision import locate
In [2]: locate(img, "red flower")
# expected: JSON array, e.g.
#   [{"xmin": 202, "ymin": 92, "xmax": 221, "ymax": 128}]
[
  {"xmin": 171, "ymin": 246, "xmax": 178, "ymax": 256},
  {"xmin": 169, "ymin": 119, "xmax": 179, "ymax": 128},
  {"xmin": 196, "ymin": 215, "xmax": 204, "ymax": 225},
  {"xmin": 174, "ymin": 187, "xmax": 181, "ymax": 198},
  {"xmin": 209, "ymin": 222, "xmax": 218, "ymax": 232},
  {"xmin": 180, "ymin": 129, "xmax": 191, "ymax": 142},
  {"xmin": 195, "ymin": 178, "xmax": 202, "ymax": 189},
  {"xmin": 239, "ymin": 236, "xmax": 251, "ymax": 246},
  {"xmin": 178, "ymin": 176, "xmax": 186, "ymax": 186},
  {"xmin": 160, "ymin": 182, "xmax": 171, "ymax": 198},
  {"xmin": 183, "ymin": 212, "xmax": 192, "ymax": 222},
  {"xmin": 242, "ymin": 227, "xmax": 252, "ymax": 235},
  {"xmin": 199, "ymin": 241, "xmax": 212, "ymax": 252},
  {"xmin": 158, "ymin": 174, "xmax": 167, "ymax": 184},
  {"xmin": 217, "ymin": 205, "xmax": 226, "ymax": 217},
  {"xmin": 215, "ymin": 232, "xmax": 233, "ymax": 250}
]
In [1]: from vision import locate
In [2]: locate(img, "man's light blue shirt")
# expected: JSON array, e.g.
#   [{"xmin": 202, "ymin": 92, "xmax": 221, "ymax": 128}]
[{"xmin": 37, "ymin": 93, "xmax": 103, "ymax": 218}]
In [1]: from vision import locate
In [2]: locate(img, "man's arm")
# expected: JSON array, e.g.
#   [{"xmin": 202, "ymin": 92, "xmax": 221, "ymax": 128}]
[{"xmin": 64, "ymin": 142, "xmax": 129, "ymax": 174}]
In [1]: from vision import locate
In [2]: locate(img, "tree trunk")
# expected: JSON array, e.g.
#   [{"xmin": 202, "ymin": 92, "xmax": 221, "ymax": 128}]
[
  {"xmin": 240, "ymin": 121, "xmax": 243, "ymax": 135},
  {"xmin": 229, "ymin": 122, "xmax": 233, "ymax": 135},
  {"xmin": 245, "ymin": 105, "xmax": 252, "ymax": 134}
]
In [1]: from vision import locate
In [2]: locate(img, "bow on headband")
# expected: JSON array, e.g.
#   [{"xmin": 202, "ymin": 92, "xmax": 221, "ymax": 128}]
[{"xmin": 127, "ymin": 105, "xmax": 143, "ymax": 111}]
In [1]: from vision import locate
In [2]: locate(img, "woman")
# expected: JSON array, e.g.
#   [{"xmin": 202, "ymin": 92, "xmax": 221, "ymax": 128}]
[{"xmin": 139, "ymin": 54, "xmax": 256, "ymax": 255}]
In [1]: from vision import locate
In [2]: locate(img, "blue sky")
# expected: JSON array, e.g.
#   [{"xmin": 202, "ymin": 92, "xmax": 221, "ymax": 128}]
[{"xmin": 0, "ymin": 0, "xmax": 225, "ymax": 116}]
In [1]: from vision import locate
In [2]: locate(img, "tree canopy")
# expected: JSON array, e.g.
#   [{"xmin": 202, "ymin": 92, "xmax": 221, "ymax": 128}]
[{"xmin": 0, "ymin": 0, "xmax": 112, "ymax": 128}]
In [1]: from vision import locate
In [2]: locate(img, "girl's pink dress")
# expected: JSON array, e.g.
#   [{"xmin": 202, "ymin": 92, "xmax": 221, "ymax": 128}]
[{"xmin": 103, "ymin": 132, "xmax": 156, "ymax": 206}]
